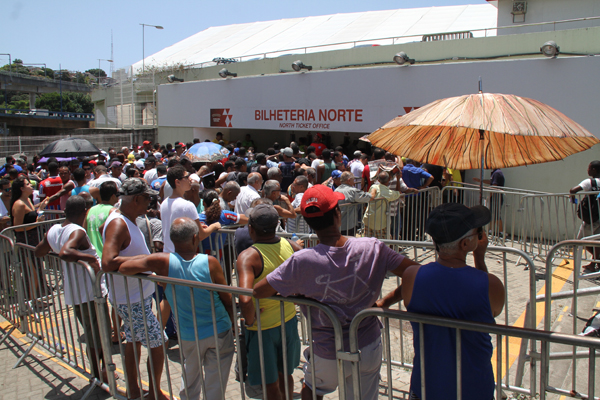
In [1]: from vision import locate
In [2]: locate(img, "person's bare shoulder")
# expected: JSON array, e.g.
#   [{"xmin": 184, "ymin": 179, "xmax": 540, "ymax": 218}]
[
  {"xmin": 487, "ymin": 273, "xmax": 505, "ymax": 317},
  {"xmin": 400, "ymin": 264, "xmax": 421, "ymax": 307}
]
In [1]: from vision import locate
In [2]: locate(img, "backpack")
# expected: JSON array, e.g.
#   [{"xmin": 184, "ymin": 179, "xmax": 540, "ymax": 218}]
[{"xmin": 577, "ymin": 178, "xmax": 599, "ymax": 224}]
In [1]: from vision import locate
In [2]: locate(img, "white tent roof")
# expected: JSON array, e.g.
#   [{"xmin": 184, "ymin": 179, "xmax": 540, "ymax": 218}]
[{"xmin": 133, "ymin": 4, "xmax": 497, "ymax": 71}]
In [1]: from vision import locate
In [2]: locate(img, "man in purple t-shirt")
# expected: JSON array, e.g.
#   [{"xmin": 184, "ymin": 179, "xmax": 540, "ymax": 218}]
[{"xmin": 254, "ymin": 184, "xmax": 418, "ymax": 400}]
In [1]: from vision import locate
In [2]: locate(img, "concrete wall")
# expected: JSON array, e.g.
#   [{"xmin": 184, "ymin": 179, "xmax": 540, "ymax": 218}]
[
  {"xmin": 157, "ymin": 126, "xmax": 194, "ymax": 145},
  {"xmin": 497, "ymin": 0, "xmax": 600, "ymax": 33}
]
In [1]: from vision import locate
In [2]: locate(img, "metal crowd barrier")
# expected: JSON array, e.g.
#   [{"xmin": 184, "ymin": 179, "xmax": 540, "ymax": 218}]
[
  {"xmin": 0, "ymin": 234, "xmax": 20, "ymax": 345},
  {"xmin": 0, "ymin": 217, "xmax": 66, "ymax": 246},
  {"xmin": 0, "ymin": 241, "xmax": 110, "ymax": 400},
  {"xmin": 94, "ymin": 269, "xmax": 346, "ymax": 400},
  {"xmin": 349, "ymin": 307, "xmax": 600, "ymax": 400},
  {"xmin": 517, "ymin": 192, "xmax": 600, "ymax": 262}
]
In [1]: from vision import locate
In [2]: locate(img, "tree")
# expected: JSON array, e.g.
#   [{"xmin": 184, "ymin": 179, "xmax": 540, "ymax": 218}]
[
  {"xmin": 35, "ymin": 92, "xmax": 93, "ymax": 113},
  {"xmin": 55, "ymin": 71, "xmax": 71, "ymax": 81},
  {"xmin": 86, "ymin": 68, "xmax": 106, "ymax": 78},
  {"xmin": 0, "ymin": 62, "xmax": 31, "ymax": 75},
  {"xmin": 74, "ymin": 72, "xmax": 88, "ymax": 84},
  {"xmin": 33, "ymin": 68, "xmax": 55, "ymax": 79}
]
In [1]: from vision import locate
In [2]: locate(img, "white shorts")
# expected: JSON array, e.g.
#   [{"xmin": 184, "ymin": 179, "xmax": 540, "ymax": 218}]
[
  {"xmin": 578, "ymin": 221, "xmax": 600, "ymax": 239},
  {"xmin": 303, "ymin": 338, "xmax": 382, "ymax": 400}
]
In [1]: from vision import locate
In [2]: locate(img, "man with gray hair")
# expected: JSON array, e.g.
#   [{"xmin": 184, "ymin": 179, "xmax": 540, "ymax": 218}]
[
  {"xmin": 400, "ymin": 203, "xmax": 505, "ymax": 400},
  {"xmin": 336, "ymin": 171, "xmax": 374, "ymax": 236},
  {"xmin": 286, "ymin": 175, "xmax": 309, "ymax": 233},
  {"xmin": 220, "ymin": 181, "xmax": 240, "ymax": 211},
  {"xmin": 305, "ymin": 167, "xmax": 317, "ymax": 188},
  {"xmin": 263, "ymin": 179, "xmax": 296, "ymax": 221},
  {"xmin": 119, "ymin": 217, "xmax": 234, "ymax": 400},
  {"xmin": 235, "ymin": 172, "xmax": 263, "ymax": 215},
  {"xmin": 267, "ymin": 166, "xmax": 282, "ymax": 184}
]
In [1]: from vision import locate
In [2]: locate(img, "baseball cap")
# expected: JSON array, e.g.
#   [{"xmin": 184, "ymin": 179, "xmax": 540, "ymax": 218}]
[
  {"xmin": 301, "ymin": 184, "xmax": 345, "ymax": 218},
  {"xmin": 119, "ymin": 178, "xmax": 156, "ymax": 197},
  {"xmin": 425, "ymin": 203, "xmax": 491, "ymax": 245},
  {"xmin": 283, "ymin": 147, "xmax": 294, "ymax": 157},
  {"xmin": 110, "ymin": 161, "xmax": 122, "ymax": 168},
  {"xmin": 248, "ymin": 204, "xmax": 279, "ymax": 234},
  {"xmin": 134, "ymin": 160, "xmax": 144, "ymax": 169},
  {"xmin": 143, "ymin": 140, "xmax": 151, "ymax": 145},
  {"xmin": 353, "ymin": 150, "xmax": 362, "ymax": 158},
  {"xmin": 331, "ymin": 170, "xmax": 342, "ymax": 179},
  {"xmin": 127, "ymin": 154, "xmax": 135, "ymax": 163}
]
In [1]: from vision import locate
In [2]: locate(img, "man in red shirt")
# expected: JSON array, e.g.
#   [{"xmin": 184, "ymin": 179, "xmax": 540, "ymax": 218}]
[
  {"xmin": 309, "ymin": 133, "xmax": 327, "ymax": 157},
  {"xmin": 39, "ymin": 162, "xmax": 64, "ymax": 210},
  {"xmin": 360, "ymin": 154, "xmax": 371, "ymax": 192}
]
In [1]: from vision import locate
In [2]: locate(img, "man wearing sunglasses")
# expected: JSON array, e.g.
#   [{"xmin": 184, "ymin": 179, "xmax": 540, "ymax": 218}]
[{"xmin": 401, "ymin": 203, "xmax": 505, "ymax": 400}]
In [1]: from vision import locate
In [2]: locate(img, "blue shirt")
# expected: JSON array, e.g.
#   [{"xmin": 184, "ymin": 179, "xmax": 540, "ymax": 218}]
[
  {"xmin": 72, "ymin": 185, "xmax": 96, "ymax": 206},
  {"xmin": 402, "ymin": 164, "xmax": 432, "ymax": 189},
  {"xmin": 151, "ymin": 176, "xmax": 167, "ymax": 191},
  {"xmin": 407, "ymin": 262, "xmax": 495, "ymax": 400},
  {"xmin": 165, "ymin": 253, "xmax": 231, "ymax": 341},
  {"xmin": 198, "ymin": 210, "xmax": 240, "ymax": 251}
]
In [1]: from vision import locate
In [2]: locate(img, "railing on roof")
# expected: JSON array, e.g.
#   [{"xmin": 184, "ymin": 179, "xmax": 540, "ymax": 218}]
[
  {"xmin": 422, "ymin": 31, "xmax": 473, "ymax": 41},
  {"xmin": 180, "ymin": 15, "xmax": 600, "ymax": 70},
  {"xmin": 0, "ymin": 108, "xmax": 94, "ymax": 120}
]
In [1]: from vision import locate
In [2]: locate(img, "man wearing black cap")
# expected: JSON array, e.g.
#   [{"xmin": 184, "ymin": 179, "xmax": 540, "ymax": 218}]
[
  {"xmin": 237, "ymin": 204, "xmax": 302, "ymax": 400},
  {"xmin": 401, "ymin": 203, "xmax": 505, "ymax": 400},
  {"xmin": 102, "ymin": 178, "xmax": 168, "ymax": 400},
  {"xmin": 254, "ymin": 184, "xmax": 418, "ymax": 400}
]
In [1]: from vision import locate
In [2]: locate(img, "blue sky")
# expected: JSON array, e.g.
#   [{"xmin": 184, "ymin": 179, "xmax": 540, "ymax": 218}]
[{"xmin": 2, "ymin": 0, "xmax": 486, "ymax": 75}]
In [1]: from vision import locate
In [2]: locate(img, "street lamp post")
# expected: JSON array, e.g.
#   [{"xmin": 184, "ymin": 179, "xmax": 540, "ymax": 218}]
[
  {"xmin": 97, "ymin": 59, "xmax": 113, "ymax": 85},
  {"xmin": 140, "ymin": 23, "xmax": 164, "ymax": 74},
  {"xmin": 0, "ymin": 54, "xmax": 11, "ymax": 73}
]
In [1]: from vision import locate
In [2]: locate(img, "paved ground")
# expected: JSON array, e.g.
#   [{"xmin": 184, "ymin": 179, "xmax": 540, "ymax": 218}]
[{"xmin": 2, "ymin": 240, "xmax": 600, "ymax": 400}]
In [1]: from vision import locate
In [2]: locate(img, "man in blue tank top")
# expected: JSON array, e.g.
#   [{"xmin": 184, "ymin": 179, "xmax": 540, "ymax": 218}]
[
  {"xmin": 401, "ymin": 203, "xmax": 505, "ymax": 400},
  {"xmin": 119, "ymin": 217, "xmax": 234, "ymax": 400}
]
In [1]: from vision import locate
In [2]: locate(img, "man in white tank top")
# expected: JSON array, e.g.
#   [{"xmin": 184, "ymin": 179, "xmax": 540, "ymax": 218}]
[
  {"xmin": 35, "ymin": 195, "xmax": 110, "ymax": 382},
  {"xmin": 102, "ymin": 178, "xmax": 168, "ymax": 400}
]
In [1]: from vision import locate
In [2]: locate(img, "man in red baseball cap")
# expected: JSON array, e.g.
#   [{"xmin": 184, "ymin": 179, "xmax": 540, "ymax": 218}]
[
  {"xmin": 142, "ymin": 140, "xmax": 152, "ymax": 158},
  {"xmin": 254, "ymin": 184, "xmax": 418, "ymax": 400}
]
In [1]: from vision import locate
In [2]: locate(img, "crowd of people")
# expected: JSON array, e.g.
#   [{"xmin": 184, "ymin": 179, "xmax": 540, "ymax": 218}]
[{"xmin": 0, "ymin": 132, "xmax": 507, "ymax": 400}]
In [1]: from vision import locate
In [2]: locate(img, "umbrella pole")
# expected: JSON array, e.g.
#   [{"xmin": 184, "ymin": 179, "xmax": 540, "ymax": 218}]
[{"xmin": 479, "ymin": 128, "xmax": 484, "ymax": 205}]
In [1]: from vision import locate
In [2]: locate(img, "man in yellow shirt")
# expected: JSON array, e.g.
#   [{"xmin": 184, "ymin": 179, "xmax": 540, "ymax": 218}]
[
  {"xmin": 212, "ymin": 131, "xmax": 228, "ymax": 145},
  {"xmin": 237, "ymin": 204, "xmax": 302, "ymax": 399}
]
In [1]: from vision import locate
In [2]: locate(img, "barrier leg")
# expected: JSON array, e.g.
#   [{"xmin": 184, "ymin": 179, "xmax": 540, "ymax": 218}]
[
  {"xmin": 13, "ymin": 337, "xmax": 38, "ymax": 369},
  {"xmin": 80, "ymin": 378, "xmax": 99, "ymax": 400},
  {"xmin": 0, "ymin": 326, "xmax": 15, "ymax": 346}
]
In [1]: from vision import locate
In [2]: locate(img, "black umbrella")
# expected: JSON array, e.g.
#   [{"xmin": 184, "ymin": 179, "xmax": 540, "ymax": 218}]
[{"xmin": 38, "ymin": 138, "xmax": 101, "ymax": 158}]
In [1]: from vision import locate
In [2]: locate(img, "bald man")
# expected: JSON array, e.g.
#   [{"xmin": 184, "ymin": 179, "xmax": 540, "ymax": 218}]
[{"xmin": 119, "ymin": 217, "xmax": 234, "ymax": 400}]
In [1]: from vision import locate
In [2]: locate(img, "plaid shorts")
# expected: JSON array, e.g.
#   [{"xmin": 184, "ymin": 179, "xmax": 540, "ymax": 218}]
[
  {"xmin": 363, "ymin": 227, "xmax": 387, "ymax": 239},
  {"xmin": 115, "ymin": 296, "xmax": 167, "ymax": 349}
]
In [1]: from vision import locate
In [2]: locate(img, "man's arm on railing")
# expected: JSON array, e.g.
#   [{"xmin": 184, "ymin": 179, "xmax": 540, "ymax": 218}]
[
  {"xmin": 378, "ymin": 257, "xmax": 421, "ymax": 308},
  {"xmin": 118, "ymin": 252, "xmax": 169, "ymax": 276},
  {"xmin": 60, "ymin": 229, "xmax": 100, "ymax": 272},
  {"xmin": 236, "ymin": 247, "xmax": 263, "ymax": 326},
  {"xmin": 34, "ymin": 232, "xmax": 52, "ymax": 258}
]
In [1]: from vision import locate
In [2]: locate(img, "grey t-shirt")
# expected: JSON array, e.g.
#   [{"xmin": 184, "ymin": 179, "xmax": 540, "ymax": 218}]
[{"xmin": 136, "ymin": 216, "xmax": 163, "ymax": 253}]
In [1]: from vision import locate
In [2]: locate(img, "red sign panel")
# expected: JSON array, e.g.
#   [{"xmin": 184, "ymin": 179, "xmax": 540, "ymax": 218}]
[{"xmin": 210, "ymin": 108, "xmax": 232, "ymax": 127}]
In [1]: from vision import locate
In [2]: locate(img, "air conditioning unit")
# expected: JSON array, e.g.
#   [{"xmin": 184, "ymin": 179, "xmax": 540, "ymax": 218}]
[{"xmin": 511, "ymin": 1, "xmax": 527, "ymax": 15}]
